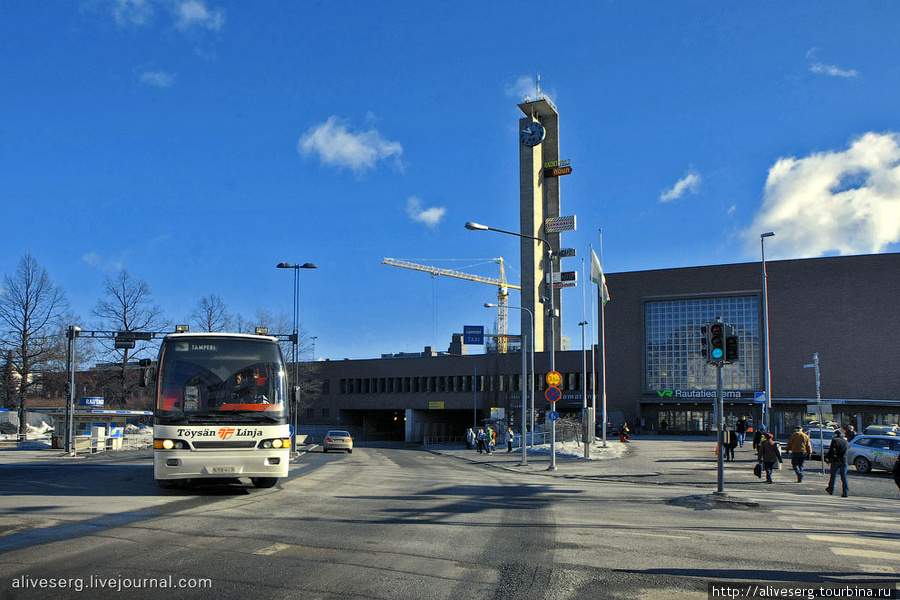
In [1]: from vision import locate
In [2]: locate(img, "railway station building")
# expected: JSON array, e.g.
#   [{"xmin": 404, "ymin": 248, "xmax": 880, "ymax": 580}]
[{"xmin": 301, "ymin": 252, "xmax": 900, "ymax": 443}]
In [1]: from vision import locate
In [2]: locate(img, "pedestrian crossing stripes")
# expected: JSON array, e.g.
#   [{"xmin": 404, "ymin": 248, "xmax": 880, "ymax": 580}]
[{"xmin": 772, "ymin": 508, "xmax": 899, "ymax": 574}]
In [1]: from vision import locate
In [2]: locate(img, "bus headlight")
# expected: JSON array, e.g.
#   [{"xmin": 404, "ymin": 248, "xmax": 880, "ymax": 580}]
[
  {"xmin": 259, "ymin": 438, "xmax": 291, "ymax": 450},
  {"xmin": 154, "ymin": 439, "xmax": 187, "ymax": 450}
]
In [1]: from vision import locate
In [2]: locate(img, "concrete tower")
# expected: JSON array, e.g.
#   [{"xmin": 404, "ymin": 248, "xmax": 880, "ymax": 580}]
[{"xmin": 518, "ymin": 97, "xmax": 561, "ymax": 354}]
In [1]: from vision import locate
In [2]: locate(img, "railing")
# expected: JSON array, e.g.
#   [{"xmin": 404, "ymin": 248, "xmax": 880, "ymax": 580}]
[{"xmin": 423, "ymin": 436, "xmax": 464, "ymax": 446}]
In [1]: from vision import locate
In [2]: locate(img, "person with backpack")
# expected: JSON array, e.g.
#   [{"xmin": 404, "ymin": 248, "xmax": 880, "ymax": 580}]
[{"xmin": 824, "ymin": 429, "xmax": 850, "ymax": 497}]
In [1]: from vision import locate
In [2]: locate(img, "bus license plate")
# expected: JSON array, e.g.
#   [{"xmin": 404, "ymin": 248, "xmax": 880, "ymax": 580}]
[{"xmin": 211, "ymin": 466, "xmax": 236, "ymax": 474}]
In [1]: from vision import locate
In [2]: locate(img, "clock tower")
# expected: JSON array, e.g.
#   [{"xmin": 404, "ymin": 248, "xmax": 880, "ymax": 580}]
[{"xmin": 518, "ymin": 97, "xmax": 561, "ymax": 354}]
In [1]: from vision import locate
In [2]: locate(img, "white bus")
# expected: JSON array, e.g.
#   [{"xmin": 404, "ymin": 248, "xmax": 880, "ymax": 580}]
[{"xmin": 145, "ymin": 333, "xmax": 291, "ymax": 489}]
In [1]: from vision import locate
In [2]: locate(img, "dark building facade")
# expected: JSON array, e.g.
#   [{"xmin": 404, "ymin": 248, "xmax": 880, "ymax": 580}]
[
  {"xmin": 302, "ymin": 253, "xmax": 900, "ymax": 442},
  {"xmin": 602, "ymin": 252, "xmax": 900, "ymax": 435}
]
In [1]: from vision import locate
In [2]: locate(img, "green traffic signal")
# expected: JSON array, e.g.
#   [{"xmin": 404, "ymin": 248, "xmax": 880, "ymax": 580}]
[{"xmin": 709, "ymin": 323, "xmax": 724, "ymax": 360}]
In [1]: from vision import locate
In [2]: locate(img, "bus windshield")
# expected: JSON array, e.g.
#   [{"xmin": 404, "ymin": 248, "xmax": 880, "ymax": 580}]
[{"xmin": 156, "ymin": 336, "xmax": 287, "ymax": 420}]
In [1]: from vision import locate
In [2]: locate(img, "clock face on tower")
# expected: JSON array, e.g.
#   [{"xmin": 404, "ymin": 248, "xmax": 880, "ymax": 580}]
[{"xmin": 520, "ymin": 121, "xmax": 545, "ymax": 147}]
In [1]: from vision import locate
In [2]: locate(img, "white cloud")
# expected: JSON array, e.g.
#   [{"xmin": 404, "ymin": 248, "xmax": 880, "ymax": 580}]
[
  {"xmin": 505, "ymin": 75, "xmax": 556, "ymax": 104},
  {"xmin": 82, "ymin": 252, "xmax": 124, "ymax": 271},
  {"xmin": 660, "ymin": 172, "xmax": 702, "ymax": 202},
  {"xmin": 746, "ymin": 132, "xmax": 900, "ymax": 259},
  {"xmin": 807, "ymin": 47, "xmax": 858, "ymax": 78},
  {"xmin": 101, "ymin": 0, "xmax": 224, "ymax": 32},
  {"xmin": 298, "ymin": 116, "xmax": 403, "ymax": 173},
  {"xmin": 139, "ymin": 68, "xmax": 176, "ymax": 88},
  {"xmin": 109, "ymin": 0, "xmax": 154, "ymax": 27},
  {"xmin": 810, "ymin": 62, "xmax": 858, "ymax": 78},
  {"xmin": 406, "ymin": 196, "xmax": 446, "ymax": 228},
  {"xmin": 173, "ymin": 0, "xmax": 225, "ymax": 31}
]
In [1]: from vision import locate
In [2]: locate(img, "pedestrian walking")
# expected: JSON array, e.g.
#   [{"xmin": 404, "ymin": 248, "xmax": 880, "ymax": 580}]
[
  {"xmin": 507, "ymin": 427, "xmax": 514, "ymax": 452},
  {"xmin": 824, "ymin": 429, "xmax": 850, "ymax": 497},
  {"xmin": 476, "ymin": 428, "xmax": 486, "ymax": 454},
  {"xmin": 752, "ymin": 425, "xmax": 766, "ymax": 451},
  {"xmin": 466, "ymin": 428, "xmax": 475, "ymax": 450},
  {"xmin": 843, "ymin": 424, "xmax": 857, "ymax": 441},
  {"xmin": 756, "ymin": 432, "xmax": 781, "ymax": 483},
  {"xmin": 736, "ymin": 416, "xmax": 748, "ymax": 448},
  {"xmin": 786, "ymin": 425, "xmax": 812, "ymax": 483},
  {"xmin": 723, "ymin": 428, "xmax": 738, "ymax": 461},
  {"xmin": 620, "ymin": 422, "xmax": 630, "ymax": 443},
  {"xmin": 486, "ymin": 427, "xmax": 494, "ymax": 454}
]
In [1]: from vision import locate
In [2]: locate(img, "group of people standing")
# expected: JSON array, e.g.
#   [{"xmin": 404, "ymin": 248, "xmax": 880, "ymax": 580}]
[{"xmin": 466, "ymin": 427, "xmax": 515, "ymax": 454}]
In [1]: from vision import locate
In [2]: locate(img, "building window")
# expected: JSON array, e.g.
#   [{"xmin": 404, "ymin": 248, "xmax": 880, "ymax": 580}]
[
  {"xmin": 322, "ymin": 408, "xmax": 330, "ymax": 418},
  {"xmin": 644, "ymin": 295, "xmax": 761, "ymax": 392}
]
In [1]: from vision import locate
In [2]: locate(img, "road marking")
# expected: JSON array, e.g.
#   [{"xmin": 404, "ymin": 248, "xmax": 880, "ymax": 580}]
[
  {"xmin": 254, "ymin": 542, "xmax": 290, "ymax": 555},
  {"xmin": 830, "ymin": 547, "xmax": 898, "ymax": 561},
  {"xmin": 860, "ymin": 564, "xmax": 896, "ymax": 574},
  {"xmin": 807, "ymin": 534, "xmax": 900, "ymax": 549}
]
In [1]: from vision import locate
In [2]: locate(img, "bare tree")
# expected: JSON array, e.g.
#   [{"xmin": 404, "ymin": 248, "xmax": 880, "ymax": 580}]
[
  {"xmin": 0, "ymin": 254, "xmax": 68, "ymax": 440},
  {"xmin": 189, "ymin": 294, "xmax": 232, "ymax": 332},
  {"xmin": 92, "ymin": 269, "xmax": 168, "ymax": 407}
]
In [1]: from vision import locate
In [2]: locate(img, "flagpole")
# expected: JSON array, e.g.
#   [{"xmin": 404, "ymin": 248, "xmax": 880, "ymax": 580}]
[
  {"xmin": 589, "ymin": 255, "xmax": 597, "ymax": 445},
  {"xmin": 599, "ymin": 230, "xmax": 608, "ymax": 448},
  {"xmin": 581, "ymin": 256, "xmax": 589, "ymax": 459}
]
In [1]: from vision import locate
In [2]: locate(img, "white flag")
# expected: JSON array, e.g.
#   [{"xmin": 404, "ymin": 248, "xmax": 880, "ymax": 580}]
[{"xmin": 590, "ymin": 248, "xmax": 610, "ymax": 306}]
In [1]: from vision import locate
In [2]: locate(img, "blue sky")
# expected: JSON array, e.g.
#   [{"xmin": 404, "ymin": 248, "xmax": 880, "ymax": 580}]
[{"xmin": 3, "ymin": 2, "xmax": 900, "ymax": 361}]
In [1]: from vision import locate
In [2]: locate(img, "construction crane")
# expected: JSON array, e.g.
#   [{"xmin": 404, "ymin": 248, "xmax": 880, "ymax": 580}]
[{"xmin": 382, "ymin": 257, "xmax": 521, "ymax": 353}]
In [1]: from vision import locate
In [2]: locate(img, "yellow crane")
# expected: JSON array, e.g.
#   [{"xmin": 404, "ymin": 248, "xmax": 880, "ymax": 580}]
[{"xmin": 382, "ymin": 257, "xmax": 520, "ymax": 353}]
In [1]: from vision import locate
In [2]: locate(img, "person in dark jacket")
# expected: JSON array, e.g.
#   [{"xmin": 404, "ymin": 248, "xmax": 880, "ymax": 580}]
[
  {"xmin": 736, "ymin": 416, "xmax": 749, "ymax": 448},
  {"xmin": 893, "ymin": 457, "xmax": 900, "ymax": 493},
  {"xmin": 756, "ymin": 432, "xmax": 781, "ymax": 483},
  {"xmin": 825, "ymin": 429, "xmax": 850, "ymax": 497},
  {"xmin": 752, "ymin": 425, "xmax": 766, "ymax": 451}
]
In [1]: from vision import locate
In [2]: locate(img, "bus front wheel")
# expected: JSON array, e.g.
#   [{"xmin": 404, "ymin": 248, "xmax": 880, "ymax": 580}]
[{"xmin": 251, "ymin": 477, "xmax": 278, "ymax": 488}]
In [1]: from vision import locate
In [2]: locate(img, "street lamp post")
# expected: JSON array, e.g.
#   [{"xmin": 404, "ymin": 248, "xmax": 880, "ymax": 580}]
[
  {"xmin": 276, "ymin": 261, "xmax": 317, "ymax": 442},
  {"xmin": 760, "ymin": 232, "xmax": 775, "ymax": 432},
  {"xmin": 467, "ymin": 221, "xmax": 557, "ymax": 470},
  {"xmin": 486, "ymin": 302, "xmax": 533, "ymax": 465}
]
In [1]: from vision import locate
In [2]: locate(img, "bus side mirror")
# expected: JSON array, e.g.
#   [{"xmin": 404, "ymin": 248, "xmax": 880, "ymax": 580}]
[{"xmin": 138, "ymin": 359, "xmax": 155, "ymax": 387}]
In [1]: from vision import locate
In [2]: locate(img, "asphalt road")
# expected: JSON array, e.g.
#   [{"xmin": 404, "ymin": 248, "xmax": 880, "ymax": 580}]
[{"xmin": 0, "ymin": 442, "xmax": 897, "ymax": 599}]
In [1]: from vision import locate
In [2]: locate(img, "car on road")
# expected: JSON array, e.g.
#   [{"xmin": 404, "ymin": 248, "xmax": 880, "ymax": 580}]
[
  {"xmin": 323, "ymin": 430, "xmax": 353, "ymax": 453},
  {"xmin": 846, "ymin": 435, "xmax": 900, "ymax": 473},
  {"xmin": 863, "ymin": 425, "xmax": 899, "ymax": 436}
]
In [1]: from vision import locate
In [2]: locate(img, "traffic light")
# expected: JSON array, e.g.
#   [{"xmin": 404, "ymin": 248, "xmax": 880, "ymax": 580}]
[
  {"xmin": 725, "ymin": 326, "xmax": 740, "ymax": 363},
  {"xmin": 708, "ymin": 322, "xmax": 725, "ymax": 363},
  {"xmin": 700, "ymin": 324, "xmax": 709, "ymax": 359}
]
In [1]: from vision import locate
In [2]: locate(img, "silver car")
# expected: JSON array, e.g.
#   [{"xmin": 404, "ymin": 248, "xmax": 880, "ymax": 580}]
[
  {"xmin": 845, "ymin": 435, "xmax": 900, "ymax": 473},
  {"xmin": 805, "ymin": 428, "xmax": 836, "ymax": 457}
]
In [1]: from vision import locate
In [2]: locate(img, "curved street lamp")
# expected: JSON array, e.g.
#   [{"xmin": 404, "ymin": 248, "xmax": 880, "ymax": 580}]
[
  {"xmin": 468, "ymin": 221, "xmax": 558, "ymax": 470},
  {"xmin": 486, "ymin": 302, "xmax": 534, "ymax": 465},
  {"xmin": 276, "ymin": 261, "xmax": 317, "ymax": 440},
  {"xmin": 760, "ymin": 232, "xmax": 774, "ymax": 432}
]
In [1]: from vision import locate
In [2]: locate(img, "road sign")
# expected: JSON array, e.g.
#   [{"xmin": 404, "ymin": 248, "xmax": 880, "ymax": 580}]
[
  {"xmin": 553, "ymin": 248, "xmax": 577, "ymax": 258},
  {"xmin": 463, "ymin": 325, "xmax": 484, "ymax": 345},
  {"xmin": 545, "ymin": 387, "xmax": 561, "ymax": 403},
  {"xmin": 545, "ymin": 215, "xmax": 577, "ymax": 233},
  {"xmin": 754, "ymin": 392, "xmax": 767, "ymax": 404},
  {"xmin": 547, "ymin": 411, "xmax": 559, "ymax": 421},
  {"xmin": 546, "ymin": 371, "xmax": 562, "ymax": 387},
  {"xmin": 807, "ymin": 404, "xmax": 833, "ymax": 413}
]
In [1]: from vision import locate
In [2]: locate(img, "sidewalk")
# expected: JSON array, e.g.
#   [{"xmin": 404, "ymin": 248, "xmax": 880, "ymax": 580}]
[{"xmin": 430, "ymin": 435, "xmax": 900, "ymax": 500}]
